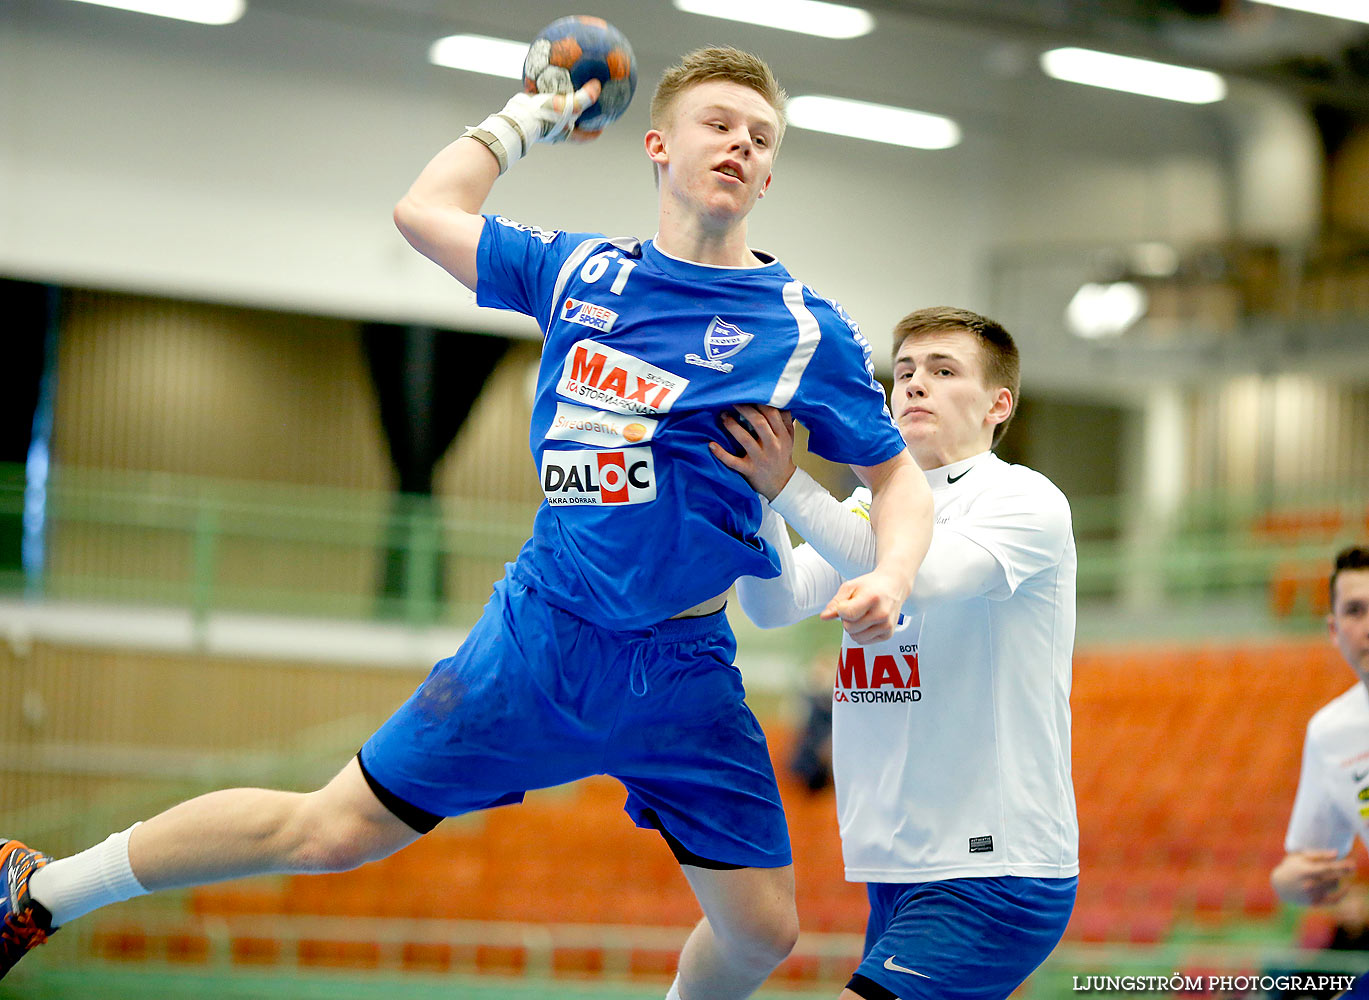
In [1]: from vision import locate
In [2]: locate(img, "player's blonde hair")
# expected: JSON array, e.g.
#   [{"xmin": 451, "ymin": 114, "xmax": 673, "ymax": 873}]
[
  {"xmin": 891, "ymin": 307, "xmax": 1022, "ymax": 447},
  {"xmin": 650, "ymin": 47, "xmax": 788, "ymax": 146}
]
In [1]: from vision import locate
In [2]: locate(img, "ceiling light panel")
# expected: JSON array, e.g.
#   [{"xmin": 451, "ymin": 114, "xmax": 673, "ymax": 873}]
[
  {"xmin": 1040, "ymin": 47, "xmax": 1227, "ymax": 104},
  {"xmin": 65, "ymin": 0, "xmax": 246, "ymax": 25},
  {"xmin": 428, "ymin": 34, "xmax": 526, "ymax": 79},
  {"xmin": 1066, "ymin": 282, "xmax": 1149, "ymax": 340},
  {"xmin": 787, "ymin": 95, "xmax": 961, "ymax": 149},
  {"xmin": 1249, "ymin": 0, "xmax": 1369, "ymax": 25},
  {"xmin": 673, "ymin": 0, "xmax": 874, "ymax": 39}
]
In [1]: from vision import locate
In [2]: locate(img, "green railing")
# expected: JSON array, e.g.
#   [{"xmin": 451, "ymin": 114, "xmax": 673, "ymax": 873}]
[
  {"xmin": 1071, "ymin": 484, "xmax": 1366, "ymax": 616},
  {"xmin": 0, "ymin": 463, "xmax": 537, "ymax": 628},
  {"xmin": 1, "ymin": 462, "xmax": 1364, "ymax": 634},
  {"xmin": 3, "ymin": 929, "xmax": 1366, "ymax": 999}
]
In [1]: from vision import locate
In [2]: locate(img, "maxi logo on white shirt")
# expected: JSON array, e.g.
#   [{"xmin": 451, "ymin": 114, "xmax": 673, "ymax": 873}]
[
  {"xmin": 558, "ymin": 340, "xmax": 689, "ymax": 416},
  {"xmin": 835, "ymin": 645, "xmax": 922, "ymax": 704}
]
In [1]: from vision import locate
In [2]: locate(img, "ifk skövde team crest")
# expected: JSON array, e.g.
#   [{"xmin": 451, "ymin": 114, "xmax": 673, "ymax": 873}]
[
  {"xmin": 686, "ymin": 317, "xmax": 753, "ymax": 372},
  {"xmin": 705, "ymin": 317, "xmax": 753, "ymax": 361}
]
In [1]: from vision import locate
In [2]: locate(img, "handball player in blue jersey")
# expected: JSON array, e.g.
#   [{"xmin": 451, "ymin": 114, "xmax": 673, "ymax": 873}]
[{"xmin": 1, "ymin": 48, "xmax": 932, "ymax": 998}]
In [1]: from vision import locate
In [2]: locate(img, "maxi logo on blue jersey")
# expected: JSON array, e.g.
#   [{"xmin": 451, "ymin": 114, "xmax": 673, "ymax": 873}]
[
  {"xmin": 686, "ymin": 317, "xmax": 753, "ymax": 373},
  {"xmin": 558, "ymin": 340, "xmax": 689, "ymax": 416}
]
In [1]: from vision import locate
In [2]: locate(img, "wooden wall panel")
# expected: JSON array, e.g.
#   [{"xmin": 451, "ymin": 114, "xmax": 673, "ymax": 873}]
[
  {"xmin": 52, "ymin": 290, "xmax": 392, "ymax": 490},
  {"xmin": 434, "ymin": 341, "xmax": 542, "ymax": 506},
  {"xmin": 0, "ymin": 639, "xmax": 427, "ymax": 833},
  {"xmin": 1188, "ymin": 378, "xmax": 1369, "ymax": 500}
]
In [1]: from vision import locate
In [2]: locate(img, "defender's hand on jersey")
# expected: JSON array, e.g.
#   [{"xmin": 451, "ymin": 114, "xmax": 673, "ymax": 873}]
[
  {"xmin": 1272, "ymin": 850, "xmax": 1356, "ymax": 905},
  {"xmin": 709, "ymin": 404, "xmax": 796, "ymax": 501},
  {"xmin": 820, "ymin": 567, "xmax": 908, "ymax": 644}
]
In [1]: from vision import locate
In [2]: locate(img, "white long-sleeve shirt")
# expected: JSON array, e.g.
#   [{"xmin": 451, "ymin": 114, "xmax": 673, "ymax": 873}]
[
  {"xmin": 1285, "ymin": 683, "xmax": 1369, "ymax": 857},
  {"xmin": 738, "ymin": 451, "xmax": 1080, "ymax": 882}
]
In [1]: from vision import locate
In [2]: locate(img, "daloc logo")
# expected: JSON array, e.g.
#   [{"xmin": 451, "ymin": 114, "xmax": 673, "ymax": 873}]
[{"xmin": 541, "ymin": 447, "xmax": 656, "ymax": 506}]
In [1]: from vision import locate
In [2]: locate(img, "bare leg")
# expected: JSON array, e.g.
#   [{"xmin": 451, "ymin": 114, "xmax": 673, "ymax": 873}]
[
  {"xmin": 674, "ymin": 863, "xmax": 798, "ymax": 1000},
  {"xmin": 130, "ymin": 757, "xmax": 420, "ymax": 890}
]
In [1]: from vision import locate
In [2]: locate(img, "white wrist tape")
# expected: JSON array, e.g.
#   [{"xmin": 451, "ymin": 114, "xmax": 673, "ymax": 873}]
[{"xmin": 461, "ymin": 91, "xmax": 580, "ymax": 174}]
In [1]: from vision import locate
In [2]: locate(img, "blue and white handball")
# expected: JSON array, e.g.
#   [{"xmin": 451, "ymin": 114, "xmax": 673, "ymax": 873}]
[{"xmin": 523, "ymin": 15, "xmax": 637, "ymax": 138}]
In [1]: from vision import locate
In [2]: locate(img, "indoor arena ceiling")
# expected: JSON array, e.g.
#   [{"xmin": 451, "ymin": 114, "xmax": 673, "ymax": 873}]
[
  {"xmin": 262, "ymin": 0, "xmax": 1369, "ymax": 126},
  {"xmin": 863, "ymin": 0, "xmax": 1369, "ymax": 119}
]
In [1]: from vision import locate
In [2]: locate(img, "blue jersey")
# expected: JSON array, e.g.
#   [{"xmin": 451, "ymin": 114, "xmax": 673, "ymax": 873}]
[{"xmin": 476, "ymin": 214, "xmax": 904, "ymax": 629}]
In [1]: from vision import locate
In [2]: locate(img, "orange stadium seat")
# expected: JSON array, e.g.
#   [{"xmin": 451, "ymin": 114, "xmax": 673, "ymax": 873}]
[
  {"xmin": 297, "ymin": 938, "xmax": 381, "ymax": 969},
  {"xmin": 1254, "ymin": 506, "xmax": 1357, "ymax": 617},
  {"xmin": 1270, "ymin": 563, "xmax": 1333, "ymax": 617},
  {"xmin": 400, "ymin": 941, "xmax": 455, "ymax": 972},
  {"xmin": 90, "ymin": 925, "xmax": 151, "ymax": 962},
  {"xmin": 173, "ymin": 636, "xmax": 1357, "ymax": 973},
  {"xmin": 1298, "ymin": 910, "xmax": 1338, "ymax": 949},
  {"xmin": 1253, "ymin": 508, "xmax": 1346, "ymax": 542},
  {"xmin": 1067, "ymin": 638, "xmax": 1355, "ymax": 945}
]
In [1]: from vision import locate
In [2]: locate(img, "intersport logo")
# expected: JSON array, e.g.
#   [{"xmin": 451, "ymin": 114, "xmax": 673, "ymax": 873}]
[
  {"xmin": 834, "ymin": 646, "xmax": 921, "ymax": 704},
  {"xmin": 541, "ymin": 447, "xmax": 656, "ymax": 506},
  {"xmin": 558, "ymin": 340, "xmax": 688, "ymax": 416},
  {"xmin": 561, "ymin": 297, "xmax": 619, "ymax": 333}
]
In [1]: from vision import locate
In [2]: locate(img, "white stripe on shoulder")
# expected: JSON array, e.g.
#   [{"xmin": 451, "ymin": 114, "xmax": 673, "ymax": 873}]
[
  {"xmin": 550, "ymin": 238, "xmax": 605, "ymax": 330},
  {"xmin": 771, "ymin": 280, "xmax": 821, "ymax": 408},
  {"xmin": 549, "ymin": 236, "xmax": 642, "ymax": 332}
]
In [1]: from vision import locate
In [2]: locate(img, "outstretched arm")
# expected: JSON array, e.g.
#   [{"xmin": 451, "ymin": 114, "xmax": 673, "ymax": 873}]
[
  {"xmin": 713, "ymin": 404, "xmax": 1008, "ymax": 621},
  {"xmin": 831, "ymin": 452, "xmax": 932, "ymax": 643},
  {"xmin": 773, "ymin": 469, "xmax": 1006, "ymax": 604},
  {"xmin": 711, "ymin": 404, "xmax": 931, "ymax": 643},
  {"xmin": 1271, "ymin": 850, "xmax": 1355, "ymax": 905},
  {"xmin": 735, "ymin": 504, "xmax": 843, "ymax": 628},
  {"xmin": 393, "ymin": 81, "xmax": 601, "ymax": 291}
]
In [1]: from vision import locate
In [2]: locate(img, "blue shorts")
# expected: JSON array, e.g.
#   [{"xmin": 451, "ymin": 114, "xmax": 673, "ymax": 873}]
[
  {"xmin": 848, "ymin": 876, "xmax": 1077, "ymax": 1000},
  {"xmin": 359, "ymin": 573, "xmax": 791, "ymax": 869}
]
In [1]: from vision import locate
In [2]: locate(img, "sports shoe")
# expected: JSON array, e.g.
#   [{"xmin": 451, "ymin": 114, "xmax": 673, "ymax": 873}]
[{"xmin": 1, "ymin": 840, "xmax": 55, "ymax": 979}]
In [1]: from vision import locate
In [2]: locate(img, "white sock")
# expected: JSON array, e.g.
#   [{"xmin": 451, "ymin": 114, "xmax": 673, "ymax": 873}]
[
  {"xmin": 665, "ymin": 978, "xmax": 683, "ymax": 1000},
  {"xmin": 28, "ymin": 823, "xmax": 149, "ymax": 927}
]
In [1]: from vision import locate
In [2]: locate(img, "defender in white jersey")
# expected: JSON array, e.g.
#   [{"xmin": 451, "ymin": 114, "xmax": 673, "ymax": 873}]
[
  {"xmin": 0, "ymin": 48, "xmax": 934, "ymax": 1000},
  {"xmin": 715, "ymin": 307, "xmax": 1078, "ymax": 1000},
  {"xmin": 1274, "ymin": 548, "xmax": 1369, "ymax": 910}
]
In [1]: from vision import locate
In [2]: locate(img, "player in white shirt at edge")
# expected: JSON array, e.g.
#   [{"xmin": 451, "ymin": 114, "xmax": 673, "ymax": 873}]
[
  {"xmin": 1273, "ymin": 547, "xmax": 1369, "ymax": 921},
  {"xmin": 712, "ymin": 307, "xmax": 1079, "ymax": 1000}
]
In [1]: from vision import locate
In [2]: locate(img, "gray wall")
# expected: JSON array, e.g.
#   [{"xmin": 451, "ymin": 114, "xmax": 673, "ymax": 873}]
[{"xmin": 2, "ymin": 1, "xmax": 1239, "ymax": 369}]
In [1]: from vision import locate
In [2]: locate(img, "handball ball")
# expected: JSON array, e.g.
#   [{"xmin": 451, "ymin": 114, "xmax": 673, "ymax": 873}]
[{"xmin": 523, "ymin": 15, "xmax": 637, "ymax": 138}]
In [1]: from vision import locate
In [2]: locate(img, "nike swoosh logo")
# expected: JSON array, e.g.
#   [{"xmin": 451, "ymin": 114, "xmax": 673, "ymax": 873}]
[
  {"xmin": 884, "ymin": 956, "xmax": 932, "ymax": 979},
  {"xmin": 946, "ymin": 469, "xmax": 970, "ymax": 484},
  {"xmin": 1354, "ymin": 768, "xmax": 1369, "ymax": 782}
]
